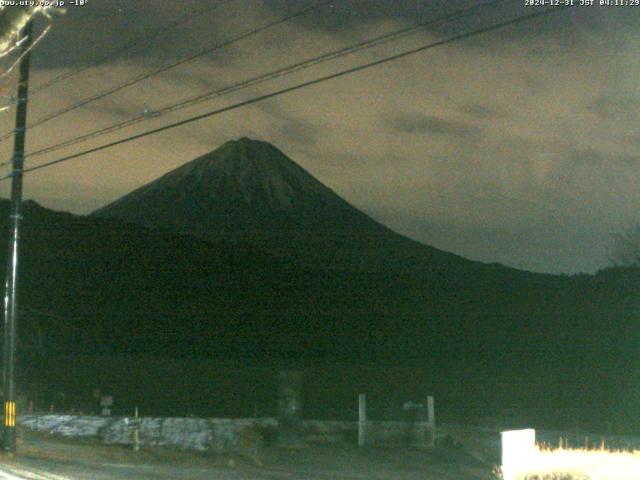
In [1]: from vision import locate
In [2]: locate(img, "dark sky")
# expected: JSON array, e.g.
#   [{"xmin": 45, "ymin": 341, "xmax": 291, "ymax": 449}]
[{"xmin": 0, "ymin": 0, "xmax": 637, "ymax": 274}]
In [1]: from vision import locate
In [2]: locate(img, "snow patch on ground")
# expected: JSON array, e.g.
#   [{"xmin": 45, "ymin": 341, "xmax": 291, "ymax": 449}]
[{"xmin": 19, "ymin": 415, "xmax": 277, "ymax": 453}]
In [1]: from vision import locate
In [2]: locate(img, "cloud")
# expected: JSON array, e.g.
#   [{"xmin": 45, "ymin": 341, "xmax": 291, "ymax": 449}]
[
  {"xmin": 386, "ymin": 113, "xmax": 482, "ymax": 138},
  {"xmin": 616, "ymin": 154, "xmax": 639, "ymax": 166},
  {"xmin": 458, "ymin": 103, "xmax": 504, "ymax": 120},
  {"xmin": 568, "ymin": 148, "xmax": 608, "ymax": 167},
  {"xmin": 249, "ymin": 101, "xmax": 320, "ymax": 147},
  {"xmin": 589, "ymin": 95, "xmax": 640, "ymax": 122}
]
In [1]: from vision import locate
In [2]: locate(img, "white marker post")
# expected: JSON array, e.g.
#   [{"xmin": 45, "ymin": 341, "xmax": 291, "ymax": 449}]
[
  {"xmin": 133, "ymin": 406, "xmax": 140, "ymax": 452},
  {"xmin": 358, "ymin": 394, "xmax": 367, "ymax": 447},
  {"xmin": 501, "ymin": 429, "xmax": 536, "ymax": 480},
  {"xmin": 427, "ymin": 395, "xmax": 435, "ymax": 447}
]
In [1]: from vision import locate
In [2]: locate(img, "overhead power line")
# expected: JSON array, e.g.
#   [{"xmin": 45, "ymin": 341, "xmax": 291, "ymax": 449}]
[
  {"xmin": 0, "ymin": 5, "xmax": 570, "ymax": 182},
  {"xmin": 0, "ymin": 0, "xmax": 332, "ymax": 144},
  {"xmin": 29, "ymin": 0, "xmax": 232, "ymax": 95},
  {"xmin": 25, "ymin": 0, "xmax": 507, "ymax": 160}
]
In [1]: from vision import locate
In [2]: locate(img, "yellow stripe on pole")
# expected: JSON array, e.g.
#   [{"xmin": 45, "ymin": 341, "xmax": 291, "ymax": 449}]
[{"xmin": 4, "ymin": 401, "xmax": 16, "ymax": 427}]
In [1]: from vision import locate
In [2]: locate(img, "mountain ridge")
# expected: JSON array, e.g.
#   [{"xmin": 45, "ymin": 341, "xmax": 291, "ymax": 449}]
[{"xmin": 92, "ymin": 137, "xmax": 514, "ymax": 275}]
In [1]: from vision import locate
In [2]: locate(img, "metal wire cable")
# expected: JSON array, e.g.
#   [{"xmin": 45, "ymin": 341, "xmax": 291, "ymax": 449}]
[
  {"xmin": 24, "ymin": 0, "xmax": 507, "ymax": 161},
  {"xmin": 0, "ymin": 0, "xmax": 332, "ymax": 145},
  {"xmin": 29, "ymin": 0, "xmax": 232, "ymax": 95},
  {"xmin": 0, "ymin": 5, "xmax": 570, "ymax": 181}
]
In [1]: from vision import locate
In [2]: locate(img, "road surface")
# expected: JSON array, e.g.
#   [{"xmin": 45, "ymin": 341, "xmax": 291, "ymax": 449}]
[{"xmin": 0, "ymin": 429, "xmax": 495, "ymax": 479}]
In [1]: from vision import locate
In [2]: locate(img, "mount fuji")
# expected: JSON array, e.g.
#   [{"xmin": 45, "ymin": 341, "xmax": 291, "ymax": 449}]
[{"xmin": 93, "ymin": 137, "xmax": 486, "ymax": 274}]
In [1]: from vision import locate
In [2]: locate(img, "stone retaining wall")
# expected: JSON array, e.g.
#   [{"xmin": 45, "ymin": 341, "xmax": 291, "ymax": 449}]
[{"xmin": 18, "ymin": 414, "xmax": 428, "ymax": 453}]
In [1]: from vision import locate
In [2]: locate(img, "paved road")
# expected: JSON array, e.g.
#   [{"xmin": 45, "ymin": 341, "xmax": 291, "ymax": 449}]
[
  {"xmin": 0, "ymin": 429, "xmax": 495, "ymax": 479},
  {"xmin": 0, "ymin": 459, "xmax": 257, "ymax": 479},
  {"xmin": 0, "ymin": 448, "xmax": 493, "ymax": 480}
]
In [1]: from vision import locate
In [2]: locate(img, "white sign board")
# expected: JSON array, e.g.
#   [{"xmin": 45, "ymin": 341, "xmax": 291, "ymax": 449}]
[{"xmin": 501, "ymin": 428, "xmax": 536, "ymax": 480}]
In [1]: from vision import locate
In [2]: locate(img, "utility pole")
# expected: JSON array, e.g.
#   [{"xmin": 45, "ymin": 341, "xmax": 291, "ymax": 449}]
[{"xmin": 2, "ymin": 19, "xmax": 34, "ymax": 453}]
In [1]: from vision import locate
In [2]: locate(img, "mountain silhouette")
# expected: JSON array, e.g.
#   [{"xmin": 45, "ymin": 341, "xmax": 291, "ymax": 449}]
[{"xmin": 93, "ymin": 138, "xmax": 480, "ymax": 273}]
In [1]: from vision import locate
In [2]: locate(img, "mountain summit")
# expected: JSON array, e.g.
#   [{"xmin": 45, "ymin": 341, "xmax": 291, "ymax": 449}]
[
  {"xmin": 95, "ymin": 138, "xmax": 364, "ymax": 218},
  {"xmin": 93, "ymin": 138, "xmax": 472, "ymax": 272}
]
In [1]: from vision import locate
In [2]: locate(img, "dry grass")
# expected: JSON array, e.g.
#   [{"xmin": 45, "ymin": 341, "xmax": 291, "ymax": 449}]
[{"xmin": 497, "ymin": 444, "xmax": 640, "ymax": 480}]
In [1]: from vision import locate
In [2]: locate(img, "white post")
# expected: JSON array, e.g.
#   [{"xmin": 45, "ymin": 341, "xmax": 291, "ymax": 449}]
[
  {"xmin": 427, "ymin": 395, "xmax": 435, "ymax": 447},
  {"xmin": 133, "ymin": 406, "xmax": 140, "ymax": 452},
  {"xmin": 501, "ymin": 429, "xmax": 536, "ymax": 480},
  {"xmin": 358, "ymin": 393, "xmax": 367, "ymax": 447}
]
